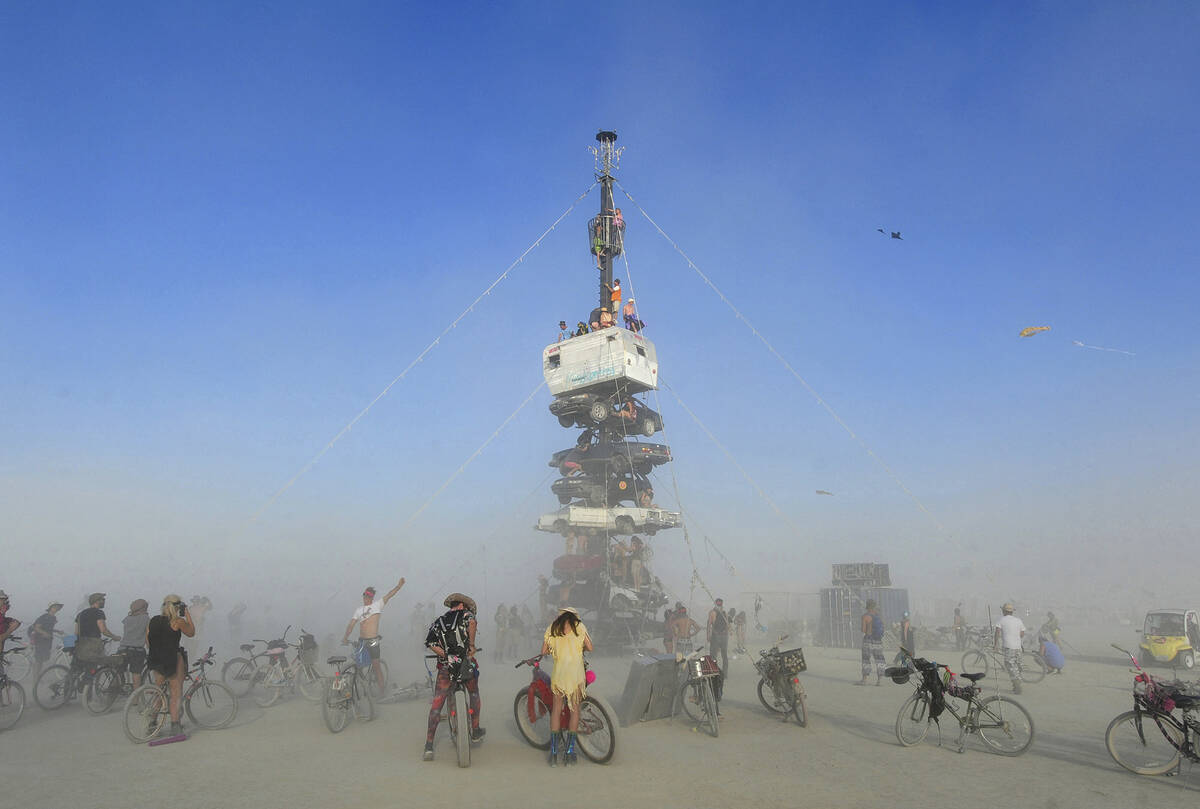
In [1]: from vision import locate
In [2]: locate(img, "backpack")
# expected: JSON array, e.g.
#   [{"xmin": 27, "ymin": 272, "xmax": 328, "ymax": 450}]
[
  {"xmin": 712, "ymin": 609, "xmax": 729, "ymax": 635},
  {"xmin": 426, "ymin": 610, "xmax": 471, "ymax": 657}
]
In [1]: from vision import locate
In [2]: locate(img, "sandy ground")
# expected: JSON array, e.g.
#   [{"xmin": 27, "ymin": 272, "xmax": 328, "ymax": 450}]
[{"xmin": 4, "ymin": 644, "xmax": 1200, "ymax": 809}]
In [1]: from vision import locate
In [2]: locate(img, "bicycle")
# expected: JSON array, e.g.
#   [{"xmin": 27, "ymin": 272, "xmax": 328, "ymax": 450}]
[
  {"xmin": 122, "ymin": 647, "xmax": 237, "ymax": 743},
  {"xmin": 34, "ymin": 640, "xmax": 119, "ymax": 711},
  {"xmin": 0, "ymin": 644, "xmax": 28, "ymax": 730},
  {"xmin": 347, "ymin": 637, "xmax": 391, "ymax": 701},
  {"xmin": 380, "ymin": 655, "xmax": 433, "ymax": 703},
  {"xmin": 890, "ymin": 654, "xmax": 1034, "ymax": 755},
  {"xmin": 513, "ymin": 654, "xmax": 616, "ymax": 764},
  {"xmin": 429, "ymin": 652, "xmax": 483, "ymax": 768},
  {"xmin": 2, "ymin": 637, "xmax": 33, "ymax": 682},
  {"xmin": 1105, "ymin": 643, "xmax": 1200, "ymax": 776},
  {"xmin": 673, "ymin": 645, "xmax": 721, "ymax": 738},
  {"xmin": 321, "ymin": 651, "xmax": 375, "ymax": 733},
  {"xmin": 85, "ymin": 648, "xmax": 148, "ymax": 716},
  {"xmin": 753, "ymin": 634, "xmax": 808, "ymax": 727},
  {"xmin": 253, "ymin": 627, "xmax": 324, "ymax": 707},
  {"xmin": 960, "ymin": 644, "xmax": 1047, "ymax": 685}
]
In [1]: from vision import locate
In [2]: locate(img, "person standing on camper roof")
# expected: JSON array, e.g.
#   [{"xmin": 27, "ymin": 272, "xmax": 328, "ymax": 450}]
[
  {"xmin": 707, "ymin": 598, "xmax": 731, "ymax": 675},
  {"xmin": 604, "ymin": 279, "xmax": 622, "ymax": 315},
  {"xmin": 557, "ymin": 320, "xmax": 570, "ymax": 342},
  {"xmin": 341, "ymin": 578, "xmax": 406, "ymax": 695},
  {"xmin": 857, "ymin": 599, "xmax": 886, "ymax": 685},
  {"xmin": 994, "ymin": 602, "xmax": 1026, "ymax": 694},
  {"xmin": 623, "ymin": 298, "xmax": 644, "ymax": 332}
]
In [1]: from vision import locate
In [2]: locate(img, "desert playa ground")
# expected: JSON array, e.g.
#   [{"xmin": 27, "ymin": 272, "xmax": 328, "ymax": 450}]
[{"xmin": 5, "ymin": 643, "xmax": 1199, "ymax": 809}]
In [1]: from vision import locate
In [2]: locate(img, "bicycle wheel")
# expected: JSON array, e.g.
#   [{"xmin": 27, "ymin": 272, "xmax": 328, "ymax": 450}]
[
  {"xmin": 296, "ymin": 664, "xmax": 323, "ymax": 703},
  {"xmin": 975, "ymin": 695, "xmax": 1034, "ymax": 756},
  {"xmin": 790, "ymin": 678, "xmax": 808, "ymax": 728},
  {"xmin": 961, "ymin": 650, "xmax": 988, "ymax": 677},
  {"xmin": 84, "ymin": 666, "xmax": 122, "ymax": 715},
  {"xmin": 895, "ymin": 692, "xmax": 932, "ymax": 746},
  {"xmin": 1106, "ymin": 710, "xmax": 1184, "ymax": 775},
  {"xmin": 352, "ymin": 674, "xmax": 375, "ymax": 722},
  {"xmin": 701, "ymin": 678, "xmax": 719, "ymax": 738},
  {"xmin": 756, "ymin": 677, "xmax": 787, "ymax": 714},
  {"xmin": 357, "ymin": 659, "xmax": 389, "ymax": 700},
  {"xmin": 254, "ymin": 662, "xmax": 286, "ymax": 707},
  {"xmin": 680, "ymin": 680, "xmax": 703, "ymax": 722},
  {"xmin": 6, "ymin": 650, "xmax": 32, "ymax": 682},
  {"xmin": 322, "ymin": 677, "xmax": 351, "ymax": 734},
  {"xmin": 123, "ymin": 684, "xmax": 169, "ymax": 743},
  {"xmin": 576, "ymin": 696, "xmax": 616, "ymax": 763},
  {"xmin": 34, "ymin": 665, "xmax": 71, "ymax": 710},
  {"xmin": 451, "ymin": 687, "xmax": 471, "ymax": 768},
  {"xmin": 513, "ymin": 688, "xmax": 552, "ymax": 749},
  {"xmin": 185, "ymin": 680, "xmax": 238, "ymax": 729},
  {"xmin": 1021, "ymin": 651, "xmax": 1047, "ymax": 684},
  {"xmin": 0, "ymin": 680, "xmax": 26, "ymax": 730},
  {"xmin": 221, "ymin": 657, "xmax": 260, "ymax": 698}
]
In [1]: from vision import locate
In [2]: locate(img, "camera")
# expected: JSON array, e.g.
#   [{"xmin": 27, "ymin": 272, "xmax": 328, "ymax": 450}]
[{"xmin": 177, "ymin": 603, "xmax": 186, "ymax": 616}]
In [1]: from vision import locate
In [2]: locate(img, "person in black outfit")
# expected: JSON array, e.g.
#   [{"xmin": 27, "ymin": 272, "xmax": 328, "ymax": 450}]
[
  {"xmin": 707, "ymin": 598, "xmax": 731, "ymax": 675},
  {"xmin": 146, "ymin": 593, "xmax": 195, "ymax": 737},
  {"xmin": 75, "ymin": 593, "xmax": 122, "ymax": 664}
]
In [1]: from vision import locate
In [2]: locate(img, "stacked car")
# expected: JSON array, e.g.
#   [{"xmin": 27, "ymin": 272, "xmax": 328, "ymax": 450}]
[{"xmin": 535, "ymin": 327, "xmax": 678, "ymax": 632}]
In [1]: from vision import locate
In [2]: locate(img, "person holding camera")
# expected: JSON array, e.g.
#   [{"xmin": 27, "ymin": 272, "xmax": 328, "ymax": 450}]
[{"xmin": 146, "ymin": 594, "xmax": 195, "ymax": 737}]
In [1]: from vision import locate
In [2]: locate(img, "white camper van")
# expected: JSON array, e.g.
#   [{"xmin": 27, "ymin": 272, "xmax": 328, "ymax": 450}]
[
  {"xmin": 535, "ymin": 505, "xmax": 681, "ymax": 537},
  {"xmin": 543, "ymin": 328, "xmax": 658, "ymax": 397}
]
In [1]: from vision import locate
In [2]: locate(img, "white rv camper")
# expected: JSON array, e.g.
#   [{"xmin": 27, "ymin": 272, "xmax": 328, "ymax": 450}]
[{"xmin": 543, "ymin": 328, "xmax": 658, "ymax": 397}]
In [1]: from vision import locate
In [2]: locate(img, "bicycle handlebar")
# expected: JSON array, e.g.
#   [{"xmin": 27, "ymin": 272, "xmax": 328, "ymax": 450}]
[{"xmin": 515, "ymin": 655, "xmax": 546, "ymax": 668}]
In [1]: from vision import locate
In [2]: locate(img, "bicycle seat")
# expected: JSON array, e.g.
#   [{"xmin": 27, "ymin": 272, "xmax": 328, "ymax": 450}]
[
  {"xmin": 327, "ymin": 656, "xmax": 347, "ymax": 665},
  {"xmin": 960, "ymin": 672, "xmax": 985, "ymax": 682},
  {"xmin": 240, "ymin": 644, "xmax": 254, "ymax": 652}
]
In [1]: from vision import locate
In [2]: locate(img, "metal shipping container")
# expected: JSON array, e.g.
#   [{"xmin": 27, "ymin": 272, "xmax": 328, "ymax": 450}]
[
  {"xmin": 862, "ymin": 587, "xmax": 910, "ymax": 629},
  {"xmin": 831, "ymin": 563, "xmax": 891, "ymax": 587},
  {"xmin": 818, "ymin": 587, "xmax": 859, "ymax": 648}
]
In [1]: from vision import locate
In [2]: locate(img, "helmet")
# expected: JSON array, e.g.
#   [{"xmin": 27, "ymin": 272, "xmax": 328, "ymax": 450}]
[{"xmin": 1002, "ymin": 603, "xmax": 1015, "ymax": 614}]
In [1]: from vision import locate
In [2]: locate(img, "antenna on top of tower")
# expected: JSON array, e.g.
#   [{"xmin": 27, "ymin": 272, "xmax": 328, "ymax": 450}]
[{"xmin": 590, "ymin": 130, "xmax": 623, "ymax": 178}]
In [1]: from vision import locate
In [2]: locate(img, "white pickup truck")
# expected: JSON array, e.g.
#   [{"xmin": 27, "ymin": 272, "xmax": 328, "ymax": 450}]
[
  {"xmin": 535, "ymin": 505, "xmax": 681, "ymax": 537},
  {"xmin": 543, "ymin": 328, "xmax": 658, "ymax": 397}
]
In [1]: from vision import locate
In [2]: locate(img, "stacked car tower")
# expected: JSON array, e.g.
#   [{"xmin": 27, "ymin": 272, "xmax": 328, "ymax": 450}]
[{"xmin": 534, "ymin": 131, "xmax": 680, "ymax": 646}]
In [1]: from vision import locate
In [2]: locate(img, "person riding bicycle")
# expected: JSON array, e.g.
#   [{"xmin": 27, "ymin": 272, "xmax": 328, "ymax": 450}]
[
  {"xmin": 540, "ymin": 606, "xmax": 594, "ymax": 767},
  {"xmin": 341, "ymin": 577, "xmax": 406, "ymax": 695},
  {"xmin": 120, "ymin": 599, "xmax": 150, "ymax": 688},
  {"xmin": 0, "ymin": 591, "xmax": 21, "ymax": 654},
  {"xmin": 75, "ymin": 592, "xmax": 122, "ymax": 664},
  {"xmin": 146, "ymin": 594, "xmax": 195, "ymax": 738},
  {"xmin": 423, "ymin": 593, "xmax": 484, "ymax": 761}
]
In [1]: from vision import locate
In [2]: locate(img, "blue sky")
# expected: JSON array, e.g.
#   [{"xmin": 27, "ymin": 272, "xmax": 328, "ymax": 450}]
[{"xmin": 3, "ymin": 3, "xmax": 1198, "ymax": 615}]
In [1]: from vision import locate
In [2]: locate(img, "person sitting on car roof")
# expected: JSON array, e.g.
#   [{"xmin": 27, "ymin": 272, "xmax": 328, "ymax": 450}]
[{"xmin": 574, "ymin": 321, "xmax": 589, "ymax": 337}]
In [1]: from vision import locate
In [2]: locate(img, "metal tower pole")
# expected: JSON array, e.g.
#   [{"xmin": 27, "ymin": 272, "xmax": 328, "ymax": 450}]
[{"xmin": 591, "ymin": 130, "xmax": 623, "ymax": 315}]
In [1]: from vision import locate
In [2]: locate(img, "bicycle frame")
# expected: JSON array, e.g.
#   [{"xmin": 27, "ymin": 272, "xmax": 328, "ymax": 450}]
[{"xmin": 1114, "ymin": 644, "xmax": 1200, "ymax": 764}]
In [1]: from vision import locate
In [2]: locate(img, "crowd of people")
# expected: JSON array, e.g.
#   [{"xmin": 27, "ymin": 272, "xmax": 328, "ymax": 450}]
[{"xmin": 556, "ymin": 275, "xmax": 646, "ymax": 343}]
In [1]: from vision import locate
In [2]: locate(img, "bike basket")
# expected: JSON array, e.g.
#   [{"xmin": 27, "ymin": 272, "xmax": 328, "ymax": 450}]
[
  {"xmin": 298, "ymin": 633, "xmax": 318, "ymax": 665},
  {"xmin": 778, "ymin": 647, "xmax": 807, "ymax": 674},
  {"xmin": 690, "ymin": 654, "xmax": 721, "ymax": 679},
  {"xmin": 884, "ymin": 666, "xmax": 911, "ymax": 685}
]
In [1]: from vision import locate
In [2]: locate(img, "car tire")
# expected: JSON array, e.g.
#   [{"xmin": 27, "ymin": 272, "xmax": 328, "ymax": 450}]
[
  {"xmin": 1180, "ymin": 650, "xmax": 1195, "ymax": 670},
  {"xmin": 640, "ymin": 417, "xmax": 656, "ymax": 437},
  {"xmin": 615, "ymin": 516, "xmax": 634, "ymax": 535},
  {"xmin": 557, "ymin": 494, "xmax": 571, "ymax": 505},
  {"xmin": 558, "ymin": 415, "xmax": 575, "ymax": 428},
  {"xmin": 589, "ymin": 400, "xmax": 610, "ymax": 424}
]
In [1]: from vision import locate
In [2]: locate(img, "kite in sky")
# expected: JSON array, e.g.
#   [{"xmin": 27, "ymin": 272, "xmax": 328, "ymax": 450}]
[
  {"xmin": 1019, "ymin": 326, "xmax": 1051, "ymax": 337},
  {"xmin": 876, "ymin": 228, "xmax": 903, "ymax": 240},
  {"xmin": 815, "ymin": 489, "xmax": 833, "ymax": 496}
]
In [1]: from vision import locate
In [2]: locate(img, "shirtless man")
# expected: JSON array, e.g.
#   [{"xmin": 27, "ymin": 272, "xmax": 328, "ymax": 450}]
[{"xmin": 342, "ymin": 578, "xmax": 406, "ymax": 693}]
